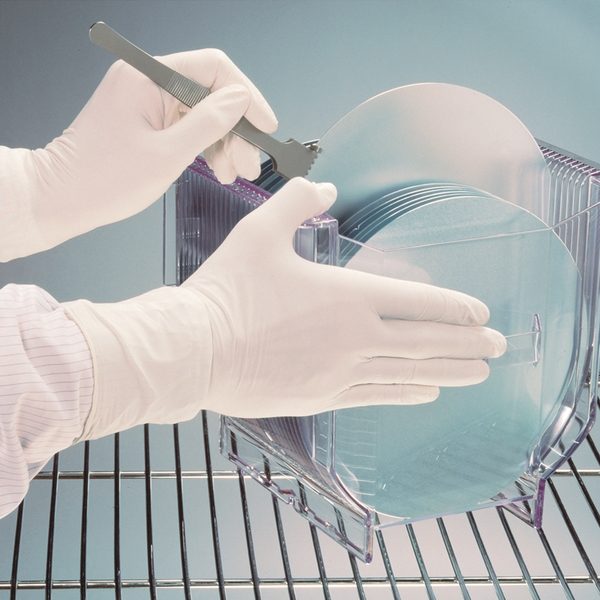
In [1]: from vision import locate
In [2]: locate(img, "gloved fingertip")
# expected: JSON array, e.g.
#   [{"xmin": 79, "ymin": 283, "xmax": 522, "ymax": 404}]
[
  {"xmin": 265, "ymin": 116, "xmax": 279, "ymax": 134},
  {"xmin": 263, "ymin": 101, "xmax": 278, "ymax": 130},
  {"xmin": 471, "ymin": 360, "xmax": 491, "ymax": 384},
  {"xmin": 237, "ymin": 159, "xmax": 261, "ymax": 181},
  {"xmin": 206, "ymin": 148, "xmax": 237, "ymax": 184},
  {"xmin": 254, "ymin": 103, "xmax": 279, "ymax": 134},
  {"xmin": 266, "ymin": 177, "xmax": 335, "ymax": 231},
  {"xmin": 416, "ymin": 385, "xmax": 440, "ymax": 404},
  {"xmin": 167, "ymin": 84, "xmax": 252, "ymax": 158},
  {"xmin": 226, "ymin": 136, "xmax": 261, "ymax": 181},
  {"xmin": 315, "ymin": 182, "xmax": 337, "ymax": 211},
  {"xmin": 244, "ymin": 96, "xmax": 278, "ymax": 134},
  {"xmin": 215, "ymin": 168, "xmax": 237, "ymax": 185},
  {"xmin": 469, "ymin": 300, "xmax": 490, "ymax": 326},
  {"xmin": 210, "ymin": 83, "xmax": 251, "ymax": 111},
  {"xmin": 489, "ymin": 330, "xmax": 508, "ymax": 358}
]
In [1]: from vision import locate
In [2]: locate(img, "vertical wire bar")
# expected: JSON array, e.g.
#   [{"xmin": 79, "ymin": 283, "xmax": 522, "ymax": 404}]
[
  {"xmin": 9, "ymin": 503, "xmax": 24, "ymax": 600},
  {"xmin": 587, "ymin": 431, "xmax": 600, "ymax": 465},
  {"xmin": 546, "ymin": 478, "xmax": 600, "ymax": 591},
  {"xmin": 298, "ymin": 483, "xmax": 331, "ymax": 600},
  {"xmin": 334, "ymin": 509, "xmax": 366, "ymax": 600},
  {"xmin": 496, "ymin": 509, "xmax": 540, "ymax": 599},
  {"xmin": 405, "ymin": 523, "xmax": 436, "ymax": 599},
  {"xmin": 436, "ymin": 518, "xmax": 470, "ymax": 599},
  {"xmin": 535, "ymin": 527, "xmax": 575, "ymax": 599},
  {"xmin": 567, "ymin": 457, "xmax": 600, "ymax": 526},
  {"xmin": 143, "ymin": 425, "xmax": 157, "ymax": 600},
  {"xmin": 236, "ymin": 470, "xmax": 261, "ymax": 600},
  {"xmin": 465, "ymin": 512, "xmax": 506, "ymax": 600},
  {"xmin": 374, "ymin": 526, "xmax": 401, "ymax": 600},
  {"xmin": 201, "ymin": 410, "xmax": 227, "ymax": 598},
  {"xmin": 114, "ymin": 434, "xmax": 122, "ymax": 600},
  {"xmin": 45, "ymin": 454, "xmax": 59, "ymax": 600},
  {"xmin": 80, "ymin": 442, "xmax": 90, "ymax": 600},
  {"xmin": 172, "ymin": 424, "xmax": 192, "ymax": 600},
  {"xmin": 263, "ymin": 459, "xmax": 296, "ymax": 600},
  {"xmin": 230, "ymin": 435, "xmax": 261, "ymax": 600}
]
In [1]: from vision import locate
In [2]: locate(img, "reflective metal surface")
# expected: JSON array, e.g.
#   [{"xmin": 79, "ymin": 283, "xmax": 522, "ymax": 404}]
[{"xmin": 0, "ymin": 408, "xmax": 599, "ymax": 598}]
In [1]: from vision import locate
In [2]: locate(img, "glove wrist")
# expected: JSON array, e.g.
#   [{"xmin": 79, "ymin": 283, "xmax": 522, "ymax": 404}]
[{"xmin": 63, "ymin": 285, "xmax": 214, "ymax": 440}]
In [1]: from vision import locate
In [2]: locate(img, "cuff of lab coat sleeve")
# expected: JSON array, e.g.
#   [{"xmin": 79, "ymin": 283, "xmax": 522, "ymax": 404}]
[{"xmin": 62, "ymin": 286, "xmax": 213, "ymax": 441}]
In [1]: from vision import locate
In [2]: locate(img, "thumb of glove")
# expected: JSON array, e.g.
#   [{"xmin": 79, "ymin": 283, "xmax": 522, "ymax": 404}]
[
  {"xmin": 257, "ymin": 178, "xmax": 338, "ymax": 240},
  {"xmin": 161, "ymin": 83, "xmax": 251, "ymax": 161}
]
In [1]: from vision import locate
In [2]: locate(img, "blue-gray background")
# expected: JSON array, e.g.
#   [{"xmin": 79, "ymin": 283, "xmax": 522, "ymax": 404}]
[
  {"xmin": 1, "ymin": 2, "xmax": 600, "ymax": 595},
  {"xmin": 0, "ymin": 0, "xmax": 599, "ymax": 300}
]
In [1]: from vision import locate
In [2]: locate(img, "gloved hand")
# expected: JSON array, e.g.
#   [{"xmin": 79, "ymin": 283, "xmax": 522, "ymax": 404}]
[
  {"xmin": 63, "ymin": 178, "xmax": 506, "ymax": 440},
  {"xmin": 0, "ymin": 49, "xmax": 277, "ymax": 262}
]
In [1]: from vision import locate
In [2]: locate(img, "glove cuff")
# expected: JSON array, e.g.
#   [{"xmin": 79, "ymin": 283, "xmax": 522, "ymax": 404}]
[{"xmin": 63, "ymin": 286, "xmax": 213, "ymax": 440}]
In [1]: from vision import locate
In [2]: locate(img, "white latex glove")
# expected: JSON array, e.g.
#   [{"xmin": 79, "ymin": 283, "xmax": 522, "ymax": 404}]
[
  {"xmin": 0, "ymin": 49, "xmax": 277, "ymax": 262},
  {"xmin": 63, "ymin": 178, "xmax": 506, "ymax": 440}
]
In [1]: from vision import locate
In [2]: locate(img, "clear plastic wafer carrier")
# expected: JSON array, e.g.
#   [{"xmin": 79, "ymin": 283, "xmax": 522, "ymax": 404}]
[{"xmin": 165, "ymin": 138, "xmax": 600, "ymax": 564}]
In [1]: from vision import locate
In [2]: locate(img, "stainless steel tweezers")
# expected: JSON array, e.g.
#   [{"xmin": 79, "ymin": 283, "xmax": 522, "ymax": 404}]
[{"xmin": 89, "ymin": 21, "xmax": 319, "ymax": 179}]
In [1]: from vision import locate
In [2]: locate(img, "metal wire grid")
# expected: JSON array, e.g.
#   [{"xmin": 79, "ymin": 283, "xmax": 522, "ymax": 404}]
[{"xmin": 0, "ymin": 402, "xmax": 598, "ymax": 599}]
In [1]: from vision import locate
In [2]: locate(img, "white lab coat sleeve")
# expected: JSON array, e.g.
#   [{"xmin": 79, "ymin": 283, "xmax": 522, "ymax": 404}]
[{"xmin": 0, "ymin": 283, "xmax": 93, "ymax": 519}]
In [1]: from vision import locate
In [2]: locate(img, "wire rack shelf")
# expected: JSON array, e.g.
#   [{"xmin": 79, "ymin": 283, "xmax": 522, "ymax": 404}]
[{"xmin": 0, "ymin": 403, "xmax": 599, "ymax": 599}]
